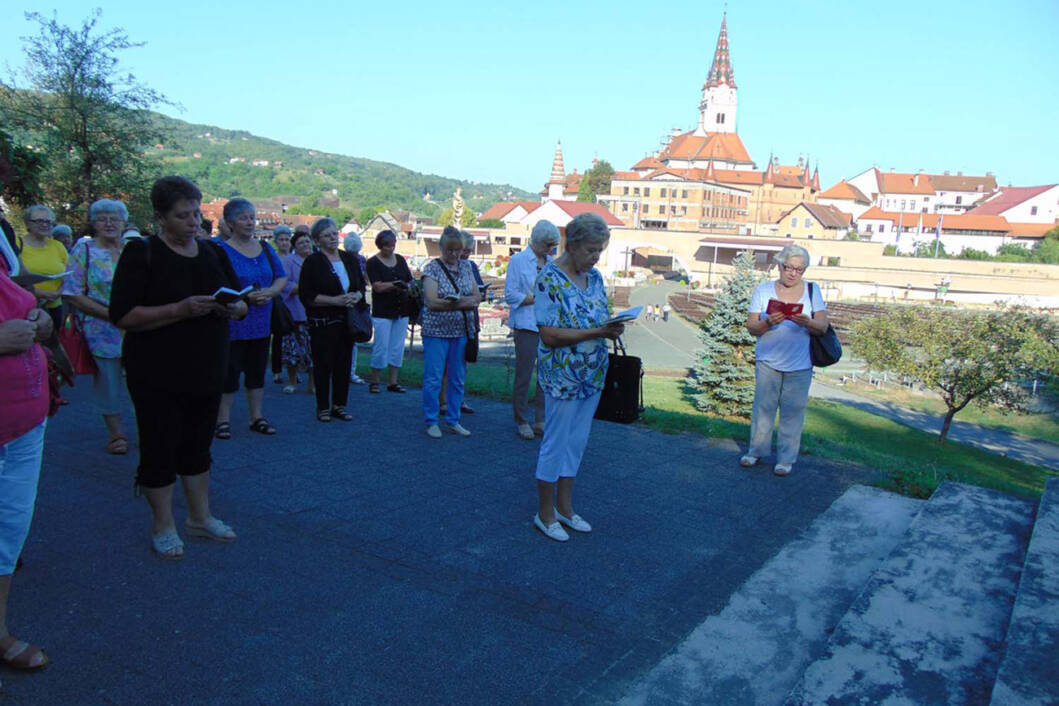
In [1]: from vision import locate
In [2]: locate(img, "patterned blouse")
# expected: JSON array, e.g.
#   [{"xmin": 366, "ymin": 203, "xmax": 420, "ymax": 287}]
[
  {"xmin": 61, "ymin": 238, "xmax": 124, "ymax": 358},
  {"xmin": 420, "ymin": 258, "xmax": 476, "ymax": 338},
  {"xmin": 534, "ymin": 263, "xmax": 610, "ymax": 400}
]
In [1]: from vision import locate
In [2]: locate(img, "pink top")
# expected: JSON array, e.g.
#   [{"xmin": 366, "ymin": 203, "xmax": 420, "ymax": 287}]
[{"xmin": 0, "ymin": 267, "xmax": 48, "ymax": 446}]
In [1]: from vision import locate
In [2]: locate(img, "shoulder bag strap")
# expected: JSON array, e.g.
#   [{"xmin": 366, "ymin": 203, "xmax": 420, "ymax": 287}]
[
  {"xmin": 808, "ymin": 282, "xmax": 816, "ymax": 316},
  {"xmin": 437, "ymin": 259, "xmax": 472, "ymax": 337}
]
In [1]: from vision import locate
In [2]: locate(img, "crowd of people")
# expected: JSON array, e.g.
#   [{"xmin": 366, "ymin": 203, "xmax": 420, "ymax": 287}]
[{"xmin": 0, "ymin": 173, "xmax": 829, "ymax": 675}]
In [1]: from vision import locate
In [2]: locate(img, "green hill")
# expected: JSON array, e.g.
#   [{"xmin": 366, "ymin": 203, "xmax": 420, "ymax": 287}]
[{"xmin": 149, "ymin": 112, "xmax": 535, "ymax": 221}]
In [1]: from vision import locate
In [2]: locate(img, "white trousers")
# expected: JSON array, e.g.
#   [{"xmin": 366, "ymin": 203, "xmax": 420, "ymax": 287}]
[
  {"xmin": 535, "ymin": 392, "xmax": 601, "ymax": 482},
  {"xmin": 370, "ymin": 316, "xmax": 409, "ymax": 370}
]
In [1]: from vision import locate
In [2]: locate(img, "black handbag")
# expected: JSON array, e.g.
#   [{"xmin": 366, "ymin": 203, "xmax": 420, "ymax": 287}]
[
  {"xmin": 594, "ymin": 338, "xmax": 644, "ymax": 424},
  {"xmin": 346, "ymin": 301, "xmax": 373, "ymax": 343},
  {"xmin": 808, "ymin": 282, "xmax": 842, "ymax": 367},
  {"xmin": 271, "ymin": 298, "xmax": 295, "ymax": 336}
]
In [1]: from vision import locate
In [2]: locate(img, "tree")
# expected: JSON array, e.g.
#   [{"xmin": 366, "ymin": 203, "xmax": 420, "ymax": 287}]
[
  {"xmin": 576, "ymin": 160, "xmax": 615, "ymax": 202},
  {"xmin": 438, "ymin": 206, "xmax": 477, "ymax": 227},
  {"xmin": 1032, "ymin": 228, "xmax": 1059, "ymax": 264},
  {"xmin": 851, "ymin": 306, "xmax": 1059, "ymax": 442},
  {"xmin": 0, "ymin": 126, "xmax": 44, "ymax": 206},
  {"xmin": 686, "ymin": 251, "xmax": 763, "ymax": 417},
  {"xmin": 1, "ymin": 10, "xmax": 171, "ymax": 225}
]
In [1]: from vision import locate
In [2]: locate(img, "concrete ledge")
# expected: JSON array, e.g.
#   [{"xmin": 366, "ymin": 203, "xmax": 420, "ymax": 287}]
[
  {"xmin": 991, "ymin": 476, "xmax": 1059, "ymax": 706},
  {"xmin": 786, "ymin": 482, "xmax": 1035, "ymax": 706}
]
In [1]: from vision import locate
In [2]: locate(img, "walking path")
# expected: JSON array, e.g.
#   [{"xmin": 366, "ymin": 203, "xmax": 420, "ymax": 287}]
[{"xmin": 6, "ymin": 377, "xmax": 878, "ymax": 704}]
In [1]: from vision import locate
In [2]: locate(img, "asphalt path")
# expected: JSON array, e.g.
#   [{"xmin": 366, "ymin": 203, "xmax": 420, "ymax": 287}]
[{"xmin": 622, "ymin": 281, "xmax": 699, "ymax": 371}]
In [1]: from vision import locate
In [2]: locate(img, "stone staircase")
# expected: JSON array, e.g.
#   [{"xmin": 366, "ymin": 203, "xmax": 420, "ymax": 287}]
[{"xmin": 621, "ymin": 479, "xmax": 1059, "ymax": 705}]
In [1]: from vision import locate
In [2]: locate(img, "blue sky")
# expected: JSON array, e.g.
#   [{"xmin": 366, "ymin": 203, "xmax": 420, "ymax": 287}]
[{"xmin": 2, "ymin": 0, "xmax": 1057, "ymax": 194}]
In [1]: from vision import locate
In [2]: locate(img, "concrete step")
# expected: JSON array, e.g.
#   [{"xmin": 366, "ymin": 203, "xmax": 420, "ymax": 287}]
[
  {"xmin": 991, "ymin": 476, "xmax": 1059, "ymax": 705},
  {"xmin": 618, "ymin": 485, "xmax": 922, "ymax": 705},
  {"xmin": 785, "ymin": 482, "xmax": 1035, "ymax": 706}
]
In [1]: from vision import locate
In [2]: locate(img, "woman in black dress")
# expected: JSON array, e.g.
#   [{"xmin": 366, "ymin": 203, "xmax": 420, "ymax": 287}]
[
  {"xmin": 110, "ymin": 176, "xmax": 247, "ymax": 559},
  {"xmin": 298, "ymin": 218, "xmax": 366, "ymax": 422}
]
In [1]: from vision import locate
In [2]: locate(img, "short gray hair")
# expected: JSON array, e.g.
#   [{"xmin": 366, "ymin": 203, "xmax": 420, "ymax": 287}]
[
  {"xmin": 310, "ymin": 217, "xmax": 337, "ymax": 241},
  {"xmin": 530, "ymin": 220, "xmax": 560, "ymax": 247},
  {"xmin": 24, "ymin": 205, "xmax": 55, "ymax": 223},
  {"xmin": 88, "ymin": 199, "xmax": 128, "ymax": 223},
  {"xmin": 51, "ymin": 224, "xmax": 73, "ymax": 238},
  {"xmin": 459, "ymin": 229, "xmax": 475, "ymax": 249},
  {"xmin": 439, "ymin": 225, "xmax": 463, "ymax": 250},
  {"xmin": 773, "ymin": 244, "xmax": 811, "ymax": 268},
  {"xmin": 272, "ymin": 225, "xmax": 292, "ymax": 238},
  {"xmin": 564, "ymin": 213, "xmax": 610, "ymax": 249},
  {"xmin": 223, "ymin": 198, "xmax": 255, "ymax": 223},
  {"xmin": 343, "ymin": 232, "xmax": 363, "ymax": 253}
]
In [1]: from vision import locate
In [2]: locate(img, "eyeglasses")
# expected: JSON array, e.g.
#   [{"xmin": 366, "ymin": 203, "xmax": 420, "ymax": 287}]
[
  {"xmin": 27, "ymin": 218, "xmax": 53, "ymax": 226},
  {"xmin": 781, "ymin": 264, "xmax": 806, "ymax": 274}
]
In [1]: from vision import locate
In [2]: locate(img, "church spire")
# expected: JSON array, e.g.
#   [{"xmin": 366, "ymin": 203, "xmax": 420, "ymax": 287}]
[
  {"xmin": 549, "ymin": 141, "xmax": 565, "ymax": 184},
  {"xmin": 704, "ymin": 14, "xmax": 736, "ymax": 90}
]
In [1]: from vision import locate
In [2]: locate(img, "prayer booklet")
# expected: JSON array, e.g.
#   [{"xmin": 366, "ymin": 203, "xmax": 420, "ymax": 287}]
[
  {"xmin": 766, "ymin": 299, "xmax": 803, "ymax": 318},
  {"xmin": 603, "ymin": 305, "xmax": 643, "ymax": 325},
  {"xmin": 212, "ymin": 285, "xmax": 253, "ymax": 304}
]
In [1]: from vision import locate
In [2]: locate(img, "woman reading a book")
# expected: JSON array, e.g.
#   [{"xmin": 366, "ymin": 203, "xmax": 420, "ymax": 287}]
[
  {"xmin": 532, "ymin": 213, "xmax": 625, "ymax": 542},
  {"xmin": 743, "ymin": 244, "xmax": 829, "ymax": 476},
  {"xmin": 110, "ymin": 176, "xmax": 246, "ymax": 558}
]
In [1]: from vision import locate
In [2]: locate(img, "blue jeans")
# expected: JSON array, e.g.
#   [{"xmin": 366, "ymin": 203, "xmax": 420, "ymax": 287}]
[
  {"xmin": 0, "ymin": 420, "xmax": 46, "ymax": 574},
  {"xmin": 422, "ymin": 336, "xmax": 467, "ymax": 426},
  {"xmin": 748, "ymin": 361, "xmax": 812, "ymax": 465}
]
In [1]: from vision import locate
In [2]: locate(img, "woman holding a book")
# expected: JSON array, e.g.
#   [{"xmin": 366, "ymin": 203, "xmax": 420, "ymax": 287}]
[
  {"xmin": 110, "ymin": 176, "xmax": 246, "ymax": 558},
  {"xmin": 532, "ymin": 213, "xmax": 625, "ymax": 542},
  {"xmin": 743, "ymin": 244, "xmax": 830, "ymax": 476}
]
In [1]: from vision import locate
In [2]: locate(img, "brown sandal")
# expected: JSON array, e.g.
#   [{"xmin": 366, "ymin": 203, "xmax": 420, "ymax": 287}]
[
  {"xmin": 0, "ymin": 635, "xmax": 49, "ymax": 670},
  {"xmin": 106, "ymin": 434, "xmax": 128, "ymax": 455}
]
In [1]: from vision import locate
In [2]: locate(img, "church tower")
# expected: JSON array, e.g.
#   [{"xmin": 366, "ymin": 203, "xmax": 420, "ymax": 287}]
[
  {"xmin": 544, "ymin": 141, "xmax": 566, "ymax": 202},
  {"xmin": 695, "ymin": 14, "xmax": 738, "ymax": 136}
]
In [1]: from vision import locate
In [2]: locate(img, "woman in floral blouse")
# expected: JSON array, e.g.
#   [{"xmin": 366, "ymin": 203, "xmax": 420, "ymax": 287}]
[
  {"xmin": 62, "ymin": 199, "xmax": 130, "ymax": 454},
  {"xmin": 532, "ymin": 213, "xmax": 625, "ymax": 542}
]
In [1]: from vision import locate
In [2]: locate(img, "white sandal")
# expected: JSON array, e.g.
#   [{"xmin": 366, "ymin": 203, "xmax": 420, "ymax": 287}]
[
  {"xmin": 152, "ymin": 529, "xmax": 185, "ymax": 560},
  {"xmin": 774, "ymin": 464, "xmax": 793, "ymax": 476},
  {"xmin": 186, "ymin": 517, "xmax": 237, "ymax": 542},
  {"xmin": 740, "ymin": 455, "xmax": 758, "ymax": 467}
]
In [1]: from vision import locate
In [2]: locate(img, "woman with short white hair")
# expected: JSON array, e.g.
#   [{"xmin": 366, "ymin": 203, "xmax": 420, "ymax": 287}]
[
  {"xmin": 743, "ymin": 244, "xmax": 829, "ymax": 476},
  {"xmin": 505, "ymin": 219, "xmax": 559, "ymax": 440}
]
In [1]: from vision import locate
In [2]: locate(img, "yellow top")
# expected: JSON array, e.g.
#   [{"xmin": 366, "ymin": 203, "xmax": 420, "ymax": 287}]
[{"xmin": 20, "ymin": 237, "xmax": 69, "ymax": 308}]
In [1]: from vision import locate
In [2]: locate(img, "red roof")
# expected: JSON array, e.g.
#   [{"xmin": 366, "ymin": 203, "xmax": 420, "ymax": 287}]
[
  {"xmin": 631, "ymin": 156, "xmax": 666, "ymax": 171},
  {"xmin": 966, "ymin": 185, "xmax": 1057, "ymax": 216},
  {"xmin": 479, "ymin": 202, "xmax": 519, "ymax": 220},
  {"xmin": 819, "ymin": 180, "xmax": 870, "ymax": 203},
  {"xmin": 660, "ymin": 131, "xmax": 752, "ymax": 164},
  {"xmin": 712, "ymin": 169, "xmax": 763, "ymax": 185},
  {"xmin": 612, "ymin": 170, "xmax": 642, "ymax": 181},
  {"xmin": 877, "ymin": 170, "xmax": 934, "ymax": 195},
  {"xmin": 549, "ymin": 200, "xmax": 624, "ymax": 227},
  {"xmin": 800, "ymin": 203, "xmax": 852, "ymax": 228},
  {"xmin": 1007, "ymin": 221, "xmax": 1058, "ymax": 237},
  {"xmin": 859, "ymin": 207, "xmax": 1011, "ymax": 233}
]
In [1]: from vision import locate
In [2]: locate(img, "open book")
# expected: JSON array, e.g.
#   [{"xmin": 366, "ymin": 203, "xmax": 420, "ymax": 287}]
[
  {"xmin": 12, "ymin": 270, "xmax": 72, "ymax": 286},
  {"xmin": 603, "ymin": 305, "xmax": 643, "ymax": 326},
  {"xmin": 767, "ymin": 299, "xmax": 803, "ymax": 318},
  {"xmin": 212, "ymin": 285, "xmax": 253, "ymax": 304}
]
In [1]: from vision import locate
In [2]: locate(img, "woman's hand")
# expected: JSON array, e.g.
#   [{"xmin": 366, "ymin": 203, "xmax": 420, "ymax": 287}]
[
  {"xmin": 178, "ymin": 295, "xmax": 220, "ymax": 319},
  {"xmin": 246, "ymin": 289, "xmax": 271, "ymax": 306},
  {"xmin": 598, "ymin": 322, "xmax": 625, "ymax": 341},
  {"xmin": 790, "ymin": 313, "xmax": 812, "ymax": 328},
  {"xmin": 27, "ymin": 308, "xmax": 53, "ymax": 341},
  {"xmin": 222, "ymin": 301, "xmax": 248, "ymax": 320},
  {"xmin": 34, "ymin": 288, "xmax": 60, "ymax": 303},
  {"xmin": 0, "ymin": 319, "xmax": 37, "ymax": 354},
  {"xmin": 766, "ymin": 311, "xmax": 787, "ymax": 326}
]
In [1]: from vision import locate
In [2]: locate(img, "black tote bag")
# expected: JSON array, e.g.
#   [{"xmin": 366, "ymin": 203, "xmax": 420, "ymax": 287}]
[
  {"xmin": 808, "ymin": 282, "xmax": 842, "ymax": 367},
  {"xmin": 594, "ymin": 338, "xmax": 644, "ymax": 424}
]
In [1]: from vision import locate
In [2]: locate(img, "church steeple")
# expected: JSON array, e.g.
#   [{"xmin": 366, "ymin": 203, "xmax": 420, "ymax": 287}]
[
  {"xmin": 704, "ymin": 14, "xmax": 737, "ymax": 90},
  {"xmin": 696, "ymin": 14, "xmax": 738, "ymax": 136},
  {"xmin": 545, "ymin": 140, "xmax": 566, "ymax": 202}
]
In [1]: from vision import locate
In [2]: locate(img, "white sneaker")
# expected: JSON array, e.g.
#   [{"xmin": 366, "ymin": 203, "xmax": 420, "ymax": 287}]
[
  {"xmin": 740, "ymin": 455, "xmax": 759, "ymax": 468},
  {"xmin": 444, "ymin": 423, "xmax": 471, "ymax": 437},
  {"xmin": 534, "ymin": 514, "xmax": 569, "ymax": 542},
  {"xmin": 774, "ymin": 463, "xmax": 793, "ymax": 476},
  {"xmin": 555, "ymin": 509, "xmax": 592, "ymax": 533},
  {"xmin": 350, "ymin": 375, "xmax": 366, "ymax": 385},
  {"xmin": 426, "ymin": 424, "xmax": 442, "ymax": 439},
  {"xmin": 517, "ymin": 423, "xmax": 535, "ymax": 440}
]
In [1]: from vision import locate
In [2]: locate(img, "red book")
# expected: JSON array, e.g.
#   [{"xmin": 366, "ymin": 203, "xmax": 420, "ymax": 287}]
[{"xmin": 767, "ymin": 299, "xmax": 803, "ymax": 318}]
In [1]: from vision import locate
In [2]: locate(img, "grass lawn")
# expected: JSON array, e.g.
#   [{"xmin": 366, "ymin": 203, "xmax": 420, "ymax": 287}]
[{"xmin": 357, "ymin": 350, "xmax": 1057, "ymax": 500}]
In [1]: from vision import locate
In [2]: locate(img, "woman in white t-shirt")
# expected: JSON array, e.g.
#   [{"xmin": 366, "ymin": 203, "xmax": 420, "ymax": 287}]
[{"xmin": 742, "ymin": 244, "xmax": 830, "ymax": 476}]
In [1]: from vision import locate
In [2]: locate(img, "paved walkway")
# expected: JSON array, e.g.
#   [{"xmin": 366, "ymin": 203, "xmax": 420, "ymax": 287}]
[
  {"xmin": 624, "ymin": 281, "xmax": 699, "ymax": 371},
  {"xmin": 5, "ymin": 374, "xmax": 877, "ymax": 704}
]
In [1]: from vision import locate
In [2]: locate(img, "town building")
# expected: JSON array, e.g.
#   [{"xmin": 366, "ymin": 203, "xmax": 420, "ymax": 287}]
[
  {"xmin": 844, "ymin": 168, "xmax": 996, "ymax": 215},
  {"xmin": 965, "ymin": 184, "xmax": 1059, "ymax": 224},
  {"xmin": 817, "ymin": 180, "xmax": 872, "ymax": 221},
  {"xmin": 775, "ymin": 203, "xmax": 852, "ymax": 240},
  {"xmin": 855, "ymin": 207, "xmax": 1049, "ymax": 255}
]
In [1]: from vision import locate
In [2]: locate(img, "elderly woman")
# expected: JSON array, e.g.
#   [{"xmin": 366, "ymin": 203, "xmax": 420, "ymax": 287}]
[
  {"xmin": 110, "ymin": 176, "xmax": 246, "ymax": 558},
  {"xmin": 269, "ymin": 225, "xmax": 293, "ymax": 384},
  {"xmin": 505, "ymin": 220, "xmax": 559, "ymax": 440},
  {"xmin": 19, "ymin": 205, "xmax": 69, "ymax": 333},
  {"xmin": 0, "ymin": 231, "xmax": 54, "ymax": 669},
  {"xmin": 743, "ymin": 244, "xmax": 829, "ymax": 476},
  {"xmin": 438, "ymin": 230, "xmax": 483, "ymax": 415},
  {"xmin": 299, "ymin": 218, "xmax": 366, "ymax": 422},
  {"xmin": 420, "ymin": 225, "xmax": 482, "ymax": 438},
  {"xmin": 342, "ymin": 232, "xmax": 369, "ymax": 385},
  {"xmin": 214, "ymin": 199, "xmax": 287, "ymax": 439},
  {"xmin": 533, "ymin": 213, "xmax": 624, "ymax": 542},
  {"xmin": 50, "ymin": 224, "xmax": 73, "ymax": 251},
  {"xmin": 279, "ymin": 230, "xmax": 314, "ymax": 394},
  {"xmin": 61, "ymin": 199, "xmax": 130, "ymax": 454},
  {"xmin": 365, "ymin": 229, "xmax": 413, "ymax": 394}
]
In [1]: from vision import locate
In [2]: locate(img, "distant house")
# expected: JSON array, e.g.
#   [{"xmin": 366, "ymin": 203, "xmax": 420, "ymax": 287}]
[
  {"xmin": 251, "ymin": 159, "xmax": 269, "ymax": 167},
  {"xmin": 362, "ymin": 211, "xmax": 406, "ymax": 241},
  {"xmin": 775, "ymin": 202, "xmax": 851, "ymax": 240},
  {"xmin": 817, "ymin": 180, "xmax": 872, "ymax": 220},
  {"xmin": 518, "ymin": 200, "xmax": 624, "ymax": 231},
  {"xmin": 479, "ymin": 201, "xmax": 541, "ymax": 226},
  {"xmin": 228, "ymin": 157, "xmax": 246, "ymax": 164},
  {"xmin": 965, "ymin": 184, "xmax": 1059, "ymax": 224}
]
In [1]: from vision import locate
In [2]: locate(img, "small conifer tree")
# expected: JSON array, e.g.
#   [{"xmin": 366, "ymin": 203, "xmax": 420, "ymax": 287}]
[{"xmin": 687, "ymin": 250, "xmax": 762, "ymax": 417}]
